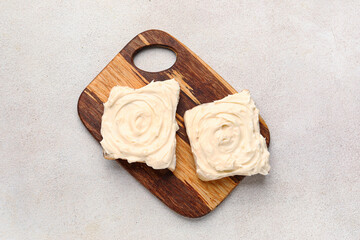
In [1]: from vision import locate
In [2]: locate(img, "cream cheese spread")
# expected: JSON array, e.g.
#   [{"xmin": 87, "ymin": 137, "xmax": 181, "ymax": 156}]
[
  {"xmin": 184, "ymin": 90, "xmax": 270, "ymax": 181},
  {"xmin": 100, "ymin": 79, "xmax": 180, "ymax": 171}
]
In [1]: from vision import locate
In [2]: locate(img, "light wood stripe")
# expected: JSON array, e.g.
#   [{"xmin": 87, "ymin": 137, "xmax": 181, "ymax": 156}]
[
  {"xmin": 167, "ymin": 71, "xmax": 200, "ymax": 104},
  {"xmin": 176, "ymin": 114, "xmax": 184, "ymax": 128},
  {"xmin": 138, "ymin": 34, "xmax": 150, "ymax": 45}
]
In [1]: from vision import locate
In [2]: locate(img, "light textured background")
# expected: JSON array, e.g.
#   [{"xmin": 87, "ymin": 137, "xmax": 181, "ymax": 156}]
[{"xmin": 1, "ymin": 1, "xmax": 360, "ymax": 239}]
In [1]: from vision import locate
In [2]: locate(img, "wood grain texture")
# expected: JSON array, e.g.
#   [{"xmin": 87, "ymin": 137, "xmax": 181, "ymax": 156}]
[{"xmin": 77, "ymin": 29, "xmax": 270, "ymax": 218}]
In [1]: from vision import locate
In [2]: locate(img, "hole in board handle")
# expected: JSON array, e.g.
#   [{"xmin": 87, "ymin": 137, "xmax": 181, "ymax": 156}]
[{"xmin": 133, "ymin": 46, "xmax": 177, "ymax": 73}]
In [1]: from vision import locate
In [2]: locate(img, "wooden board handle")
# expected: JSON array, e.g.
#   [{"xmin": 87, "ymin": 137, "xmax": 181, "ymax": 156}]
[{"xmin": 120, "ymin": 29, "xmax": 187, "ymax": 75}]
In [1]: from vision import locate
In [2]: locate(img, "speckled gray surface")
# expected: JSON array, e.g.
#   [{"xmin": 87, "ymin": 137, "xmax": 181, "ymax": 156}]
[{"xmin": 1, "ymin": 1, "xmax": 360, "ymax": 239}]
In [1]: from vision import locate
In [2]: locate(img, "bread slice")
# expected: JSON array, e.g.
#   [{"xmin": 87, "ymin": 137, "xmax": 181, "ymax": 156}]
[
  {"xmin": 184, "ymin": 90, "xmax": 270, "ymax": 181},
  {"xmin": 100, "ymin": 79, "xmax": 180, "ymax": 171}
]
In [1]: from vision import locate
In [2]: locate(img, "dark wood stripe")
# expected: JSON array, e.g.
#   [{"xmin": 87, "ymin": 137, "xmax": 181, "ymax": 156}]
[
  {"xmin": 260, "ymin": 120, "xmax": 271, "ymax": 146},
  {"xmin": 85, "ymin": 88, "xmax": 104, "ymax": 105},
  {"xmin": 77, "ymin": 90, "xmax": 103, "ymax": 142},
  {"xmin": 230, "ymin": 176, "xmax": 245, "ymax": 183},
  {"xmin": 176, "ymin": 125, "xmax": 189, "ymax": 144}
]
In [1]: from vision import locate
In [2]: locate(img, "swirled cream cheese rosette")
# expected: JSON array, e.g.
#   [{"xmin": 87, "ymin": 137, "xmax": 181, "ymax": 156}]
[
  {"xmin": 100, "ymin": 79, "xmax": 180, "ymax": 171},
  {"xmin": 184, "ymin": 90, "xmax": 270, "ymax": 181}
]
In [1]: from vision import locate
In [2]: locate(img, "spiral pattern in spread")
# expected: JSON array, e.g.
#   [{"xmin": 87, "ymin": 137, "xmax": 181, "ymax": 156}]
[
  {"xmin": 184, "ymin": 90, "xmax": 270, "ymax": 181},
  {"xmin": 100, "ymin": 79, "xmax": 180, "ymax": 170}
]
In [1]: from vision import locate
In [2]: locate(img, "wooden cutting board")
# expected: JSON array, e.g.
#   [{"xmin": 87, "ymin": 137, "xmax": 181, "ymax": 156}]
[{"xmin": 78, "ymin": 29, "xmax": 270, "ymax": 218}]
